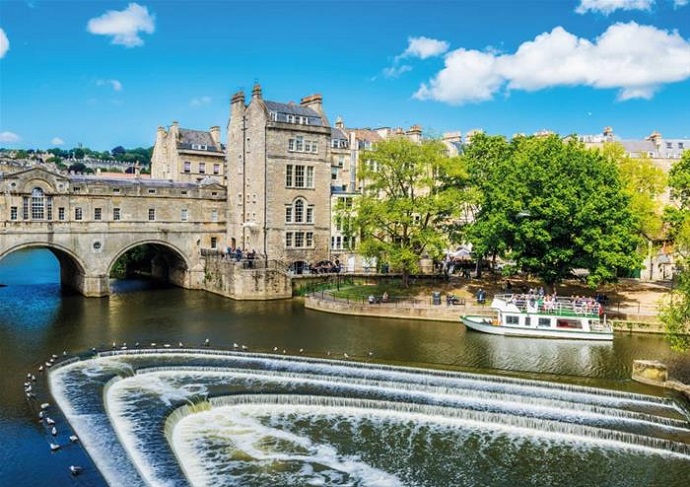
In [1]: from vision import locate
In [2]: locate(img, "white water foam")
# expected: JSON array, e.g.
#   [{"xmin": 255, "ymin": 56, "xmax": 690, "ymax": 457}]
[{"xmin": 50, "ymin": 350, "xmax": 690, "ymax": 487}]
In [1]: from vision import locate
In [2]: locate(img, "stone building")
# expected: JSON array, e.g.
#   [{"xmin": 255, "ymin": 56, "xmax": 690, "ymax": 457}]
[
  {"xmin": 226, "ymin": 84, "xmax": 332, "ymax": 271},
  {"xmin": 0, "ymin": 166, "xmax": 227, "ymax": 248},
  {"xmin": 151, "ymin": 122, "xmax": 225, "ymax": 184}
]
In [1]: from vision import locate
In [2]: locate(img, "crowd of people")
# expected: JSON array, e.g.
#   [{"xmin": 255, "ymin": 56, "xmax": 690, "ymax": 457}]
[{"xmin": 505, "ymin": 287, "xmax": 605, "ymax": 316}]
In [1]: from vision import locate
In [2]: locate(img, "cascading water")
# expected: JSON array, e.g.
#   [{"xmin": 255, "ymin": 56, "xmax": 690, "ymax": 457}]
[{"xmin": 49, "ymin": 349, "xmax": 690, "ymax": 487}]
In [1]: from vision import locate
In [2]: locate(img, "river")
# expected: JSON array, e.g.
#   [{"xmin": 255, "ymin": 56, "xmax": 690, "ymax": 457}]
[{"xmin": 1, "ymin": 248, "xmax": 689, "ymax": 486}]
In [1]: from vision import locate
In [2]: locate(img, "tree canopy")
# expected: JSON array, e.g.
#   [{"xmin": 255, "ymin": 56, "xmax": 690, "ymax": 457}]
[
  {"xmin": 660, "ymin": 150, "xmax": 690, "ymax": 349},
  {"xmin": 462, "ymin": 133, "xmax": 642, "ymax": 286},
  {"xmin": 343, "ymin": 137, "xmax": 466, "ymax": 286}
]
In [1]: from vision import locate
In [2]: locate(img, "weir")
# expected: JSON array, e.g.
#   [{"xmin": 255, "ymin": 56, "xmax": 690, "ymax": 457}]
[{"xmin": 49, "ymin": 350, "xmax": 690, "ymax": 487}]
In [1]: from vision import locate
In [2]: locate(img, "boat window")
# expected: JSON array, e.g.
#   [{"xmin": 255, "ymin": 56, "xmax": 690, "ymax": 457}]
[
  {"xmin": 525, "ymin": 317, "xmax": 531, "ymax": 327},
  {"xmin": 556, "ymin": 319, "xmax": 583, "ymax": 329},
  {"xmin": 538, "ymin": 317, "xmax": 551, "ymax": 327},
  {"xmin": 505, "ymin": 315, "xmax": 519, "ymax": 325}
]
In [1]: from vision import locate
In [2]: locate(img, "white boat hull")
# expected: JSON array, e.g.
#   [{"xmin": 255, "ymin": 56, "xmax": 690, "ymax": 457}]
[{"xmin": 461, "ymin": 315, "xmax": 613, "ymax": 341}]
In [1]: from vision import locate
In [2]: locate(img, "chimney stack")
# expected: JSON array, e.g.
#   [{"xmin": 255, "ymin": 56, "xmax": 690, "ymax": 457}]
[
  {"xmin": 209, "ymin": 126, "xmax": 221, "ymax": 147},
  {"xmin": 251, "ymin": 82, "xmax": 262, "ymax": 100}
]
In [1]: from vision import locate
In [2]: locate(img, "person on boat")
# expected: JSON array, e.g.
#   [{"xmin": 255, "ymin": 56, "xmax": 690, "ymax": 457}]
[{"xmin": 382, "ymin": 292, "xmax": 389, "ymax": 303}]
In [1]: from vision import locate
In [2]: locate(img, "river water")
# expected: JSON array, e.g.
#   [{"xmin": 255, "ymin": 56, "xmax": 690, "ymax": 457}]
[{"xmin": 1, "ymin": 249, "xmax": 689, "ymax": 486}]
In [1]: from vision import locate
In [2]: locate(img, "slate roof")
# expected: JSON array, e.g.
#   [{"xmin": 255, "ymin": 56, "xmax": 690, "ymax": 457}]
[
  {"xmin": 620, "ymin": 140, "xmax": 656, "ymax": 154},
  {"xmin": 177, "ymin": 129, "xmax": 222, "ymax": 152},
  {"xmin": 264, "ymin": 101, "xmax": 324, "ymax": 126},
  {"xmin": 331, "ymin": 127, "xmax": 348, "ymax": 141}
]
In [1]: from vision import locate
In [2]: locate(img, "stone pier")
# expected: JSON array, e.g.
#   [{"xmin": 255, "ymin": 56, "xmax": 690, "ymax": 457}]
[{"xmin": 632, "ymin": 359, "xmax": 690, "ymax": 400}]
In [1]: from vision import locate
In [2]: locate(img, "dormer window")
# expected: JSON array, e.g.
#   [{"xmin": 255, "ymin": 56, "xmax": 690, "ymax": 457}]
[
  {"xmin": 286, "ymin": 114, "xmax": 296, "ymax": 123},
  {"xmin": 270, "ymin": 111, "xmax": 278, "ymax": 121},
  {"xmin": 191, "ymin": 144, "xmax": 208, "ymax": 150}
]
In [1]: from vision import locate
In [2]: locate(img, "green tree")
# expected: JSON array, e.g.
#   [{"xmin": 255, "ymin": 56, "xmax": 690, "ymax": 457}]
[
  {"xmin": 464, "ymin": 133, "xmax": 641, "ymax": 286},
  {"xmin": 660, "ymin": 150, "xmax": 690, "ymax": 349},
  {"xmin": 665, "ymin": 150, "xmax": 690, "ymax": 260},
  {"xmin": 344, "ymin": 137, "xmax": 465, "ymax": 287},
  {"xmin": 112, "ymin": 146, "xmax": 126, "ymax": 158},
  {"xmin": 659, "ymin": 268, "xmax": 690, "ymax": 351}
]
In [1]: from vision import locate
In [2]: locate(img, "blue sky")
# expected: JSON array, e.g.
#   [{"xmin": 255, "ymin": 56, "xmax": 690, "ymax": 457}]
[{"xmin": 1, "ymin": 0, "xmax": 689, "ymax": 151}]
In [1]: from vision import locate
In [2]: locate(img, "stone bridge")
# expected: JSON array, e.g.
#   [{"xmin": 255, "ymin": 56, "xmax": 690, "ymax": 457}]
[
  {"xmin": 0, "ymin": 167, "xmax": 226, "ymax": 296},
  {"xmin": 0, "ymin": 225, "xmax": 207, "ymax": 296}
]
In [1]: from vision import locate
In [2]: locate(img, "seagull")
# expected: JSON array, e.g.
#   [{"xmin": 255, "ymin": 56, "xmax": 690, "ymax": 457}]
[
  {"xmin": 40, "ymin": 402, "xmax": 50, "ymax": 410},
  {"xmin": 134, "ymin": 342, "xmax": 140, "ymax": 348},
  {"xmin": 38, "ymin": 365, "xmax": 44, "ymax": 372},
  {"xmin": 299, "ymin": 348, "xmax": 304, "ymax": 353},
  {"xmin": 62, "ymin": 351, "xmax": 67, "ymax": 356},
  {"xmin": 368, "ymin": 351, "xmax": 374, "ymax": 357},
  {"xmin": 45, "ymin": 417, "xmax": 55, "ymax": 425},
  {"xmin": 204, "ymin": 338, "xmax": 210, "ymax": 346},
  {"xmin": 163, "ymin": 344, "xmax": 171, "ymax": 348},
  {"xmin": 282, "ymin": 349, "xmax": 286, "ymax": 354},
  {"xmin": 112, "ymin": 342, "xmax": 116, "ymax": 348},
  {"xmin": 150, "ymin": 342, "xmax": 156, "ymax": 347},
  {"xmin": 49, "ymin": 443, "xmax": 60, "ymax": 452},
  {"xmin": 69, "ymin": 435, "xmax": 79, "ymax": 443},
  {"xmin": 69, "ymin": 465, "xmax": 83, "ymax": 476},
  {"xmin": 178, "ymin": 342, "xmax": 184, "ymax": 348},
  {"xmin": 38, "ymin": 411, "xmax": 44, "ymax": 420},
  {"xmin": 45, "ymin": 362, "xmax": 52, "ymax": 368},
  {"xmin": 51, "ymin": 426, "xmax": 57, "ymax": 436},
  {"xmin": 241, "ymin": 345, "xmax": 248, "ymax": 350},
  {"xmin": 343, "ymin": 353, "xmax": 349, "ymax": 359},
  {"xmin": 233, "ymin": 343, "xmax": 239, "ymax": 349},
  {"xmin": 273, "ymin": 347, "xmax": 278, "ymax": 352},
  {"xmin": 31, "ymin": 375, "xmax": 36, "ymax": 382}
]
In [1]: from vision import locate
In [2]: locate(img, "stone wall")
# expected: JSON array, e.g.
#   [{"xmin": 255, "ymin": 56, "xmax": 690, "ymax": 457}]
[{"xmin": 200, "ymin": 255, "xmax": 292, "ymax": 300}]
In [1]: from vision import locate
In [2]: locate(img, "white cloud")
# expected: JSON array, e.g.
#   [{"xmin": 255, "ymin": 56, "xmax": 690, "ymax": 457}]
[
  {"xmin": 0, "ymin": 131, "xmax": 21, "ymax": 143},
  {"xmin": 383, "ymin": 64, "xmax": 412, "ymax": 78},
  {"xmin": 51, "ymin": 137, "xmax": 65, "ymax": 146},
  {"xmin": 414, "ymin": 22, "xmax": 690, "ymax": 105},
  {"xmin": 674, "ymin": 0, "xmax": 688, "ymax": 7},
  {"xmin": 97, "ymin": 79, "xmax": 123, "ymax": 91},
  {"xmin": 383, "ymin": 36, "xmax": 449, "ymax": 78},
  {"xmin": 401, "ymin": 36, "xmax": 450, "ymax": 59},
  {"xmin": 0, "ymin": 28, "xmax": 9, "ymax": 58},
  {"xmin": 575, "ymin": 0, "xmax": 654, "ymax": 15},
  {"xmin": 190, "ymin": 96, "xmax": 212, "ymax": 107},
  {"xmin": 87, "ymin": 3, "xmax": 155, "ymax": 47}
]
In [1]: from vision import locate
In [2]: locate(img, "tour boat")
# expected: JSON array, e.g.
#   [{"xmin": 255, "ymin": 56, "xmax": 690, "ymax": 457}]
[{"xmin": 461, "ymin": 294, "xmax": 613, "ymax": 340}]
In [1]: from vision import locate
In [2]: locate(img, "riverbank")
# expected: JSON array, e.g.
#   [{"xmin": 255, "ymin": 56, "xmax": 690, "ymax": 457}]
[{"xmin": 304, "ymin": 292, "xmax": 664, "ymax": 334}]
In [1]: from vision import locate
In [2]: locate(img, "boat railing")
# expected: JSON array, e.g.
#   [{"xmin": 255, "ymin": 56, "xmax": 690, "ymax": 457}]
[{"xmin": 493, "ymin": 293, "xmax": 603, "ymax": 318}]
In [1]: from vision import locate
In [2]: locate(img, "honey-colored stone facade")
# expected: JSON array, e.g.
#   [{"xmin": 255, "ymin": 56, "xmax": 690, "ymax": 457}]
[{"xmin": 226, "ymin": 84, "xmax": 332, "ymax": 268}]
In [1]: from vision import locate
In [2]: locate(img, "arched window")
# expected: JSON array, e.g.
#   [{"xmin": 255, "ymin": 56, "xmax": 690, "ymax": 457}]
[
  {"xmin": 31, "ymin": 187, "xmax": 45, "ymax": 220},
  {"xmin": 294, "ymin": 198, "xmax": 304, "ymax": 223},
  {"xmin": 285, "ymin": 198, "xmax": 314, "ymax": 224}
]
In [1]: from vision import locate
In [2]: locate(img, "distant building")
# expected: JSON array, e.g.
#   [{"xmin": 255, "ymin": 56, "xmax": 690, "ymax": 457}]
[{"xmin": 151, "ymin": 122, "xmax": 225, "ymax": 183}]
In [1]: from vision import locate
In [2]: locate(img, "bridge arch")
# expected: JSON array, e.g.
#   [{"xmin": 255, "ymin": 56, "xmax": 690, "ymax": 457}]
[
  {"xmin": 107, "ymin": 239, "xmax": 193, "ymax": 291},
  {"xmin": 0, "ymin": 242, "xmax": 88, "ymax": 293}
]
